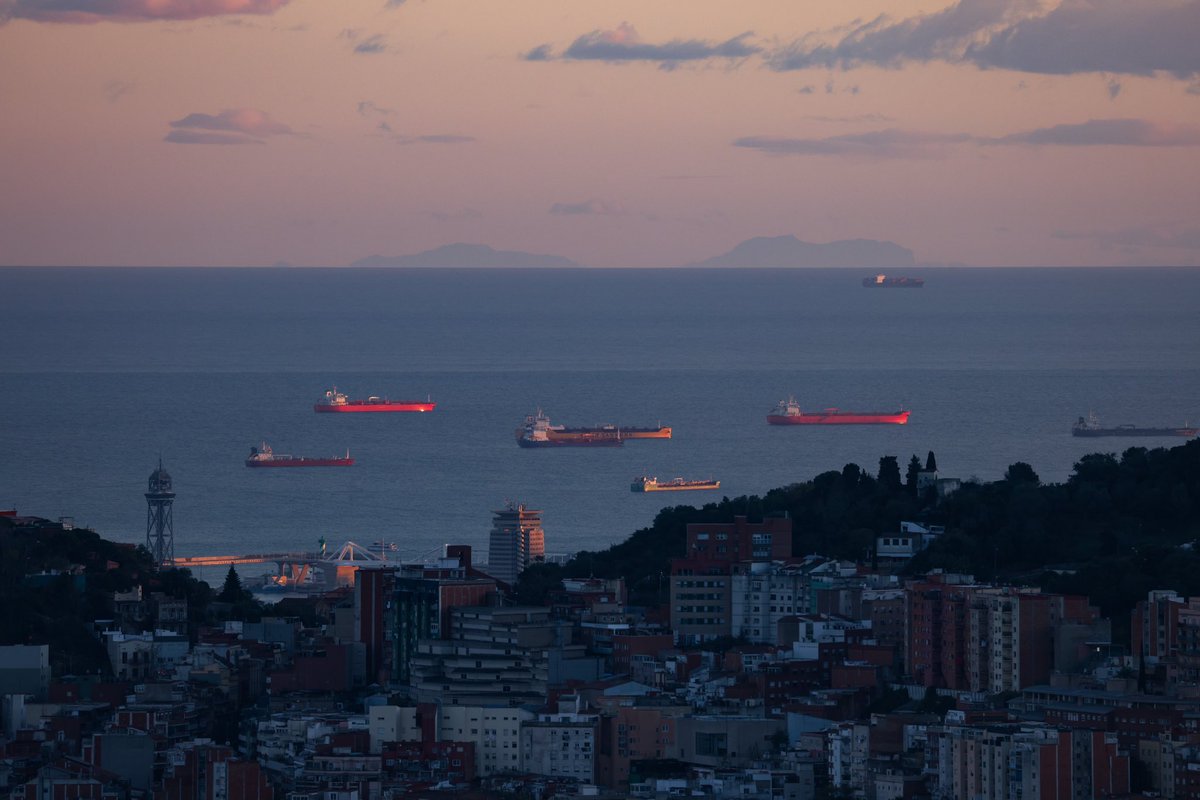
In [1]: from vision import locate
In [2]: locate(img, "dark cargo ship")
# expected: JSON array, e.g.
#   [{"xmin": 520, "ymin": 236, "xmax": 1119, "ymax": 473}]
[
  {"xmin": 245, "ymin": 443, "xmax": 355, "ymax": 467},
  {"xmin": 517, "ymin": 410, "xmax": 624, "ymax": 448},
  {"xmin": 515, "ymin": 409, "xmax": 666, "ymax": 446},
  {"xmin": 1072, "ymin": 412, "xmax": 1197, "ymax": 438},
  {"xmin": 863, "ymin": 274, "xmax": 924, "ymax": 288}
]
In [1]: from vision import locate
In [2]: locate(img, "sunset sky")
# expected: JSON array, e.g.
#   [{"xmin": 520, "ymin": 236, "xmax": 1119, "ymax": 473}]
[{"xmin": 1, "ymin": 0, "xmax": 1198, "ymax": 267}]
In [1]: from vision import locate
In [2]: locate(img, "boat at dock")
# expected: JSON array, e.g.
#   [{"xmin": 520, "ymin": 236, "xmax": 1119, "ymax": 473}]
[
  {"xmin": 245, "ymin": 443, "xmax": 354, "ymax": 467},
  {"xmin": 631, "ymin": 476, "xmax": 720, "ymax": 492},
  {"xmin": 862, "ymin": 274, "xmax": 924, "ymax": 288},
  {"xmin": 1071, "ymin": 412, "xmax": 1196, "ymax": 438},
  {"xmin": 517, "ymin": 409, "xmax": 624, "ymax": 448},
  {"xmin": 314, "ymin": 387, "xmax": 435, "ymax": 413},
  {"xmin": 767, "ymin": 396, "xmax": 910, "ymax": 425}
]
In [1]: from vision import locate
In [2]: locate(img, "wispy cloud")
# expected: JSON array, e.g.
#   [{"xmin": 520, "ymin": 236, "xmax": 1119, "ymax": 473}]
[
  {"xmin": 766, "ymin": 0, "xmax": 1030, "ymax": 72},
  {"xmin": 549, "ymin": 199, "xmax": 624, "ymax": 216},
  {"xmin": 424, "ymin": 208, "xmax": 483, "ymax": 222},
  {"xmin": 104, "ymin": 80, "xmax": 135, "ymax": 103},
  {"xmin": 735, "ymin": 118, "xmax": 1200, "ymax": 159},
  {"xmin": 164, "ymin": 130, "xmax": 263, "ymax": 145},
  {"xmin": 734, "ymin": 130, "xmax": 971, "ymax": 159},
  {"xmin": 766, "ymin": 0, "xmax": 1200, "ymax": 78},
  {"xmin": 966, "ymin": 0, "xmax": 1200, "ymax": 78},
  {"xmin": 352, "ymin": 102, "xmax": 470, "ymax": 145},
  {"xmin": 1053, "ymin": 226, "xmax": 1200, "ymax": 250},
  {"xmin": 988, "ymin": 118, "xmax": 1200, "ymax": 146},
  {"xmin": 395, "ymin": 134, "xmax": 476, "ymax": 145},
  {"xmin": 528, "ymin": 22, "xmax": 759, "ymax": 70},
  {"xmin": 165, "ymin": 108, "xmax": 293, "ymax": 145},
  {"xmin": 0, "ymin": 0, "xmax": 291, "ymax": 24},
  {"xmin": 357, "ymin": 100, "xmax": 391, "ymax": 117},
  {"xmin": 354, "ymin": 33, "xmax": 387, "ymax": 54},
  {"xmin": 523, "ymin": 43, "xmax": 554, "ymax": 62},
  {"xmin": 802, "ymin": 113, "xmax": 895, "ymax": 124}
]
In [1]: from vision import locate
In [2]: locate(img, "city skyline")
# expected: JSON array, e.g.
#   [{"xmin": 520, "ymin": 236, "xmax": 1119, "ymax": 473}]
[{"xmin": 1, "ymin": 0, "xmax": 1198, "ymax": 267}]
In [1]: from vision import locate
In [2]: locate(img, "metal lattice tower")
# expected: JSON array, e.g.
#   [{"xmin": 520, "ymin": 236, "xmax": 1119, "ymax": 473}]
[{"xmin": 145, "ymin": 459, "xmax": 176, "ymax": 567}]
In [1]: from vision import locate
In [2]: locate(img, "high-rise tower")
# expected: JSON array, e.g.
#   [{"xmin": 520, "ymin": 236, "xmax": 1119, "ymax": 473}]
[
  {"xmin": 487, "ymin": 502, "xmax": 544, "ymax": 585},
  {"xmin": 145, "ymin": 459, "xmax": 176, "ymax": 567}
]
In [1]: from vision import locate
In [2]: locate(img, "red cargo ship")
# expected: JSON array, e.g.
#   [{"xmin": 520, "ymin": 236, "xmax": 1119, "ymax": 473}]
[
  {"xmin": 314, "ymin": 387, "xmax": 435, "ymax": 413},
  {"xmin": 767, "ymin": 396, "xmax": 910, "ymax": 425},
  {"xmin": 245, "ymin": 443, "xmax": 354, "ymax": 468}
]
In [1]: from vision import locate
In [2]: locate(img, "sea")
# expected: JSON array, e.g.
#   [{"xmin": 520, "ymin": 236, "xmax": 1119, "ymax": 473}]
[{"xmin": 2, "ymin": 267, "xmax": 1198, "ymax": 586}]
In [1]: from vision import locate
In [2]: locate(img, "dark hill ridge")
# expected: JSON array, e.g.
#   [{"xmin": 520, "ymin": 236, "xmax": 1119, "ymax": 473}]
[
  {"xmin": 352, "ymin": 243, "xmax": 579, "ymax": 269},
  {"xmin": 685, "ymin": 235, "xmax": 916, "ymax": 268}
]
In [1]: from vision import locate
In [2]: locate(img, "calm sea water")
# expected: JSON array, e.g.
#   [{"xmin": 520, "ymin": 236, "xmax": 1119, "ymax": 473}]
[{"xmin": 2, "ymin": 267, "xmax": 1198, "ymax": 578}]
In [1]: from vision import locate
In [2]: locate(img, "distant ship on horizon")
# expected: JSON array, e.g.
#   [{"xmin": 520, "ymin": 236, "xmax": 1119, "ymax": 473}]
[
  {"xmin": 631, "ymin": 476, "xmax": 720, "ymax": 493},
  {"xmin": 863, "ymin": 274, "xmax": 924, "ymax": 288},
  {"xmin": 1071, "ymin": 412, "xmax": 1196, "ymax": 438}
]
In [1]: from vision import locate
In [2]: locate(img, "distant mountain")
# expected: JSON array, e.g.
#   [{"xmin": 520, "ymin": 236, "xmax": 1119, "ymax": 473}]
[
  {"xmin": 351, "ymin": 243, "xmax": 579, "ymax": 269},
  {"xmin": 685, "ymin": 235, "xmax": 915, "ymax": 268}
]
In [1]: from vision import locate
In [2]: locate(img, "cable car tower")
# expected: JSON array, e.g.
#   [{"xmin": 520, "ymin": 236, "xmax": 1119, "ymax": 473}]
[{"xmin": 145, "ymin": 459, "xmax": 176, "ymax": 567}]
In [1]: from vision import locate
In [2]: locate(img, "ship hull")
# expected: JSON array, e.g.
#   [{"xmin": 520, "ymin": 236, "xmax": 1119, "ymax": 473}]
[
  {"xmin": 1072, "ymin": 428, "xmax": 1196, "ymax": 438},
  {"xmin": 555, "ymin": 426, "xmax": 671, "ymax": 440},
  {"xmin": 863, "ymin": 277, "xmax": 924, "ymax": 288},
  {"xmin": 517, "ymin": 437, "xmax": 623, "ymax": 448},
  {"xmin": 246, "ymin": 457, "xmax": 355, "ymax": 467},
  {"xmin": 513, "ymin": 426, "xmax": 670, "ymax": 442},
  {"xmin": 315, "ymin": 401, "xmax": 435, "ymax": 413},
  {"xmin": 768, "ymin": 411, "xmax": 910, "ymax": 425},
  {"xmin": 633, "ymin": 481, "xmax": 720, "ymax": 492}
]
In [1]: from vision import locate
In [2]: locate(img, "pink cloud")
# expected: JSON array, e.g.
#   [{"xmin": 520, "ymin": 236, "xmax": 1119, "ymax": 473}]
[
  {"xmin": 0, "ymin": 0, "xmax": 291, "ymax": 24},
  {"xmin": 597, "ymin": 21, "xmax": 639, "ymax": 46},
  {"xmin": 165, "ymin": 108, "xmax": 292, "ymax": 144},
  {"xmin": 170, "ymin": 108, "xmax": 291, "ymax": 135}
]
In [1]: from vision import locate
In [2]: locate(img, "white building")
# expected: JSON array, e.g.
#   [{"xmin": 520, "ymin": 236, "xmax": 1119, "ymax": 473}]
[
  {"xmin": 367, "ymin": 705, "xmax": 421, "ymax": 753},
  {"xmin": 104, "ymin": 630, "xmax": 189, "ymax": 681},
  {"xmin": 876, "ymin": 521, "xmax": 945, "ymax": 561},
  {"xmin": 520, "ymin": 707, "xmax": 598, "ymax": 783},
  {"xmin": 440, "ymin": 704, "xmax": 534, "ymax": 776},
  {"xmin": 730, "ymin": 562, "xmax": 812, "ymax": 645},
  {"xmin": 487, "ymin": 502, "xmax": 545, "ymax": 585}
]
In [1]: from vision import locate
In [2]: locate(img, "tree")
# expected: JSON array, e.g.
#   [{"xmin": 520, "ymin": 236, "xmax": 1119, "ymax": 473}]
[
  {"xmin": 1004, "ymin": 462, "xmax": 1040, "ymax": 485},
  {"xmin": 878, "ymin": 456, "xmax": 901, "ymax": 490},
  {"xmin": 841, "ymin": 462, "xmax": 862, "ymax": 487},
  {"xmin": 926, "ymin": 451, "xmax": 938, "ymax": 471},
  {"xmin": 905, "ymin": 455, "xmax": 922, "ymax": 494},
  {"xmin": 219, "ymin": 565, "xmax": 247, "ymax": 603}
]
